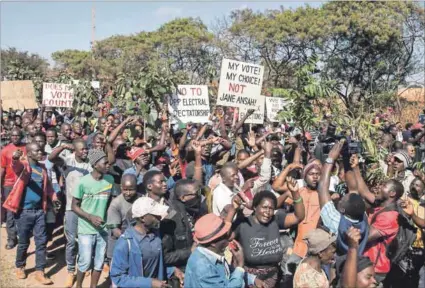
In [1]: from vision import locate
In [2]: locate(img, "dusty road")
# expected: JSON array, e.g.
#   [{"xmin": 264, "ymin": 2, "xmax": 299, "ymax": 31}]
[{"xmin": 0, "ymin": 226, "xmax": 110, "ymax": 288}]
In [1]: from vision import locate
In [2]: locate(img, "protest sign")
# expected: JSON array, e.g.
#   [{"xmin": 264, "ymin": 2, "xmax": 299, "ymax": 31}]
[
  {"xmin": 1, "ymin": 80, "xmax": 38, "ymax": 110},
  {"xmin": 216, "ymin": 59, "xmax": 264, "ymax": 109},
  {"xmin": 265, "ymin": 97, "xmax": 287, "ymax": 122},
  {"xmin": 239, "ymin": 95, "xmax": 265, "ymax": 124},
  {"xmin": 168, "ymin": 85, "xmax": 210, "ymax": 124},
  {"xmin": 42, "ymin": 83, "xmax": 74, "ymax": 108}
]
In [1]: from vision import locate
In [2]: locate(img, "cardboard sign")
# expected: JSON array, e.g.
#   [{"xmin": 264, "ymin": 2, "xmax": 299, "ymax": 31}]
[
  {"xmin": 266, "ymin": 97, "xmax": 287, "ymax": 122},
  {"xmin": 43, "ymin": 83, "xmax": 74, "ymax": 108},
  {"xmin": 168, "ymin": 85, "xmax": 210, "ymax": 124},
  {"xmin": 0, "ymin": 80, "xmax": 38, "ymax": 110},
  {"xmin": 216, "ymin": 59, "xmax": 264, "ymax": 109},
  {"xmin": 239, "ymin": 95, "xmax": 265, "ymax": 124}
]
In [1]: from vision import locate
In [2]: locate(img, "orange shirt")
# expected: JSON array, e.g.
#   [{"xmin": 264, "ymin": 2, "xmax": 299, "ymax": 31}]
[{"xmin": 293, "ymin": 187, "xmax": 321, "ymax": 258}]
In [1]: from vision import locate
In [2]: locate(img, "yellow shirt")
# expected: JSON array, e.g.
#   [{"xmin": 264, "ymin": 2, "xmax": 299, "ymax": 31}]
[{"xmin": 410, "ymin": 198, "xmax": 425, "ymax": 249}]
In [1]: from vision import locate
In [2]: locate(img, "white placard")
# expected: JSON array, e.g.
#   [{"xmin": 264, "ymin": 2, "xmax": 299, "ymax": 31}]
[
  {"xmin": 239, "ymin": 95, "xmax": 265, "ymax": 124},
  {"xmin": 168, "ymin": 85, "xmax": 210, "ymax": 124},
  {"xmin": 216, "ymin": 59, "xmax": 264, "ymax": 109},
  {"xmin": 265, "ymin": 97, "xmax": 287, "ymax": 122},
  {"xmin": 42, "ymin": 83, "xmax": 74, "ymax": 108}
]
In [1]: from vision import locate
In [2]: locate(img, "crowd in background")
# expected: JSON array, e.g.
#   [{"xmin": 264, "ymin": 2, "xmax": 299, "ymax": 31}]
[{"xmin": 1, "ymin": 99, "xmax": 425, "ymax": 288}]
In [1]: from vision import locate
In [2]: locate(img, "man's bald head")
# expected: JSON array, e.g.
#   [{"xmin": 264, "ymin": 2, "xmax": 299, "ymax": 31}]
[
  {"xmin": 121, "ymin": 174, "xmax": 137, "ymax": 187},
  {"xmin": 26, "ymin": 142, "xmax": 43, "ymax": 162},
  {"xmin": 26, "ymin": 142, "xmax": 39, "ymax": 152},
  {"xmin": 121, "ymin": 174, "xmax": 138, "ymax": 201}
]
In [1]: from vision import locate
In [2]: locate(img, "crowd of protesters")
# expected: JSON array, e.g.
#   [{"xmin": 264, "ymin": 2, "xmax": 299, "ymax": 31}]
[{"xmin": 1, "ymin": 100, "xmax": 425, "ymax": 288}]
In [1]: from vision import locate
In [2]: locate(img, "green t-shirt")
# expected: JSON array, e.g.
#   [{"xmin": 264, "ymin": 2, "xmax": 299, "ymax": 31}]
[{"xmin": 73, "ymin": 173, "xmax": 114, "ymax": 234}]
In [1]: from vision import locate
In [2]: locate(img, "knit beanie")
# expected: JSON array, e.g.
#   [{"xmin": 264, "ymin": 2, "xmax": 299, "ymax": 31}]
[{"xmin": 88, "ymin": 149, "xmax": 107, "ymax": 167}]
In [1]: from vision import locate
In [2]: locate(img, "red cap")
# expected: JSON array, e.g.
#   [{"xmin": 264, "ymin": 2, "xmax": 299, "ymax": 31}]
[
  {"xmin": 127, "ymin": 147, "xmax": 146, "ymax": 162},
  {"xmin": 412, "ymin": 123, "xmax": 424, "ymax": 130}
]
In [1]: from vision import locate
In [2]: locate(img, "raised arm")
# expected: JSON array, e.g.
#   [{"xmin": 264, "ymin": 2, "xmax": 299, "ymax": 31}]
[
  {"xmin": 292, "ymin": 145, "xmax": 302, "ymax": 165},
  {"xmin": 342, "ymin": 227, "xmax": 362, "ymax": 288},
  {"xmin": 271, "ymin": 162, "xmax": 303, "ymax": 193},
  {"xmin": 237, "ymin": 150, "xmax": 264, "ymax": 170},
  {"xmin": 318, "ymin": 141, "xmax": 344, "ymax": 208},
  {"xmin": 341, "ymin": 150, "xmax": 358, "ymax": 193},
  {"xmin": 245, "ymin": 130, "xmax": 259, "ymax": 152},
  {"xmin": 191, "ymin": 141, "xmax": 203, "ymax": 183},
  {"xmin": 147, "ymin": 122, "xmax": 167, "ymax": 154},
  {"xmin": 232, "ymin": 109, "xmax": 254, "ymax": 134},
  {"xmin": 195, "ymin": 124, "xmax": 208, "ymax": 141},
  {"xmin": 218, "ymin": 116, "xmax": 229, "ymax": 141},
  {"xmin": 179, "ymin": 123, "xmax": 191, "ymax": 151},
  {"xmin": 107, "ymin": 116, "xmax": 133, "ymax": 144},
  {"xmin": 350, "ymin": 155, "xmax": 375, "ymax": 205},
  {"xmin": 48, "ymin": 144, "xmax": 74, "ymax": 163},
  {"xmin": 106, "ymin": 142, "xmax": 115, "ymax": 165},
  {"xmin": 401, "ymin": 199, "xmax": 425, "ymax": 229},
  {"xmin": 283, "ymin": 176, "xmax": 305, "ymax": 227},
  {"xmin": 252, "ymin": 142, "xmax": 272, "ymax": 193}
]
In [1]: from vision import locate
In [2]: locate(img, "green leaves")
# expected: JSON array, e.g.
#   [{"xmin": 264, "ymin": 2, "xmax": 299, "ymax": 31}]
[{"xmin": 276, "ymin": 54, "xmax": 336, "ymax": 132}]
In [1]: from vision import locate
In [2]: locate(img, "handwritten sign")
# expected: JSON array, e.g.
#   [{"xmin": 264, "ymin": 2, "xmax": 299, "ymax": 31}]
[
  {"xmin": 239, "ymin": 95, "xmax": 265, "ymax": 124},
  {"xmin": 265, "ymin": 97, "xmax": 287, "ymax": 122},
  {"xmin": 1, "ymin": 81, "xmax": 38, "ymax": 110},
  {"xmin": 42, "ymin": 83, "xmax": 74, "ymax": 108},
  {"xmin": 216, "ymin": 59, "xmax": 264, "ymax": 109},
  {"xmin": 168, "ymin": 85, "xmax": 210, "ymax": 124}
]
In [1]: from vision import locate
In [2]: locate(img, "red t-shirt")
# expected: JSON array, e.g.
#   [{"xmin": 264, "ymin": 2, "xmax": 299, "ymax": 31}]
[
  {"xmin": 1, "ymin": 144, "xmax": 27, "ymax": 187},
  {"xmin": 363, "ymin": 207, "xmax": 399, "ymax": 274}
]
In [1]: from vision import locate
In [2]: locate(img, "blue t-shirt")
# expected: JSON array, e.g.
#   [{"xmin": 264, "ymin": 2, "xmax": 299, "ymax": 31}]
[{"xmin": 22, "ymin": 164, "xmax": 43, "ymax": 209}]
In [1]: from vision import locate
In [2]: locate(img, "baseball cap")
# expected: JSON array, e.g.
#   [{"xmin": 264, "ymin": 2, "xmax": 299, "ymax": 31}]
[
  {"xmin": 393, "ymin": 151, "xmax": 412, "ymax": 168},
  {"xmin": 127, "ymin": 147, "xmax": 146, "ymax": 162},
  {"xmin": 131, "ymin": 197, "xmax": 169, "ymax": 220}
]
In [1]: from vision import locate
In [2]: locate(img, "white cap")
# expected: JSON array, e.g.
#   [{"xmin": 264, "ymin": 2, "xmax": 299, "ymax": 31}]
[{"xmin": 131, "ymin": 197, "xmax": 169, "ymax": 220}]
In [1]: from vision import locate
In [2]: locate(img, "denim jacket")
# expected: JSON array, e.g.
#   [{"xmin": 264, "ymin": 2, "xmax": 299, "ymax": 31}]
[
  {"xmin": 184, "ymin": 247, "xmax": 256, "ymax": 288},
  {"xmin": 110, "ymin": 226, "xmax": 174, "ymax": 288}
]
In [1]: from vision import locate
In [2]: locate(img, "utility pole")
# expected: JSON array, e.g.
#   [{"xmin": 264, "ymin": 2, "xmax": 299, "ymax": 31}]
[{"xmin": 91, "ymin": 2, "xmax": 96, "ymax": 59}]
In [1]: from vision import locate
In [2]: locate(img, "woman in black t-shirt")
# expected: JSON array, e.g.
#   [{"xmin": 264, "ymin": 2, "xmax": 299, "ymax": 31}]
[{"xmin": 233, "ymin": 177, "xmax": 305, "ymax": 288}]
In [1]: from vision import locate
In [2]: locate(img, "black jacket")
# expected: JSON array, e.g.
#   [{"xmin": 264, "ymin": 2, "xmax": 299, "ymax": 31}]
[{"xmin": 160, "ymin": 199, "xmax": 196, "ymax": 270}]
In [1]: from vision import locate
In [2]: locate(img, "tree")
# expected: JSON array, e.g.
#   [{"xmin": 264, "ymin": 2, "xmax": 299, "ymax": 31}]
[
  {"xmin": 319, "ymin": 1, "xmax": 425, "ymax": 112},
  {"xmin": 1, "ymin": 47, "xmax": 49, "ymax": 80},
  {"xmin": 153, "ymin": 18, "xmax": 217, "ymax": 84},
  {"xmin": 51, "ymin": 17, "xmax": 217, "ymax": 87},
  {"xmin": 277, "ymin": 54, "xmax": 336, "ymax": 133},
  {"xmin": 215, "ymin": 6, "xmax": 326, "ymax": 88},
  {"xmin": 51, "ymin": 49, "xmax": 93, "ymax": 79}
]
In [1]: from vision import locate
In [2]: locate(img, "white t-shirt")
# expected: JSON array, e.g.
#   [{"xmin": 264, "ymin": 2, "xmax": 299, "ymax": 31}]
[{"xmin": 212, "ymin": 183, "xmax": 239, "ymax": 216}]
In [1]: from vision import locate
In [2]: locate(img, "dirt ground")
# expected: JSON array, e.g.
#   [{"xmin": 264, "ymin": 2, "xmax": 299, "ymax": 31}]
[{"xmin": 0, "ymin": 226, "xmax": 110, "ymax": 288}]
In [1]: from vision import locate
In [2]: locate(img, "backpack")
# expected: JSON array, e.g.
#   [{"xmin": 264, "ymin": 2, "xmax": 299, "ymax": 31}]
[{"xmin": 370, "ymin": 203, "xmax": 417, "ymax": 267}]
